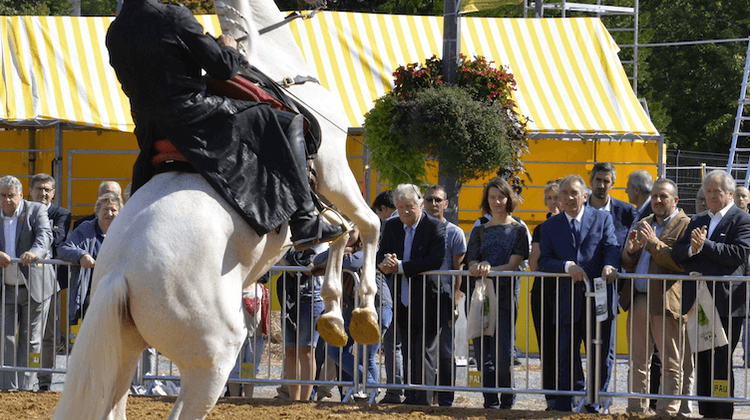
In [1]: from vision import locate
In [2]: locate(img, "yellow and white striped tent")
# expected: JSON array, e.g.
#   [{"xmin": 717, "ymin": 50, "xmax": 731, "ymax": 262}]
[{"xmin": 0, "ymin": 12, "xmax": 658, "ymax": 140}]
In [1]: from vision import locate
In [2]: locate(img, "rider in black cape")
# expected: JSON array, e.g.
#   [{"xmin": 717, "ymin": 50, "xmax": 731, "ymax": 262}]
[{"xmin": 106, "ymin": 0, "xmax": 347, "ymax": 250}]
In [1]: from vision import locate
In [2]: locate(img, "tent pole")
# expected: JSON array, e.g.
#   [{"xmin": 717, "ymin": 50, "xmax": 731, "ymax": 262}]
[{"xmin": 54, "ymin": 124, "xmax": 63, "ymax": 207}]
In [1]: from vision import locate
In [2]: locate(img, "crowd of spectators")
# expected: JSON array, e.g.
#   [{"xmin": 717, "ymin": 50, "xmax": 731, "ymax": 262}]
[
  {"xmin": 4, "ymin": 164, "xmax": 750, "ymax": 419},
  {"xmin": 0, "ymin": 175, "xmax": 129, "ymax": 392}
]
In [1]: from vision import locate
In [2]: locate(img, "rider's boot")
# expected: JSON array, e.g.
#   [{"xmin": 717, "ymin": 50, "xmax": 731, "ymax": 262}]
[{"xmin": 285, "ymin": 114, "xmax": 348, "ymax": 251}]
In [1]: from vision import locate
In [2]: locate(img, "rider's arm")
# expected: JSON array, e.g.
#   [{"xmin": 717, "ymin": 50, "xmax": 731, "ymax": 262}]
[{"xmin": 174, "ymin": 5, "xmax": 245, "ymax": 80}]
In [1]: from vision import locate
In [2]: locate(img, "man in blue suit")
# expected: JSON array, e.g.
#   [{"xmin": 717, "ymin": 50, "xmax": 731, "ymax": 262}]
[
  {"xmin": 378, "ymin": 183, "xmax": 446, "ymax": 406},
  {"xmin": 538, "ymin": 174, "xmax": 620, "ymax": 412},
  {"xmin": 672, "ymin": 170, "xmax": 750, "ymax": 419}
]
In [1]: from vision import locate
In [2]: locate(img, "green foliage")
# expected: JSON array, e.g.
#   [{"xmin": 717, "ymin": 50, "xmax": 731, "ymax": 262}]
[
  {"xmin": 80, "ymin": 0, "xmax": 117, "ymax": 16},
  {"xmin": 637, "ymin": 0, "xmax": 750, "ymax": 152},
  {"xmin": 398, "ymin": 85, "xmax": 513, "ymax": 183},
  {"xmin": 364, "ymin": 95, "xmax": 430, "ymax": 186},
  {"xmin": 276, "ymin": 0, "xmax": 442, "ymax": 14},
  {"xmin": 0, "ymin": 0, "xmax": 70, "ymax": 15},
  {"xmin": 364, "ymin": 54, "xmax": 528, "ymax": 189}
]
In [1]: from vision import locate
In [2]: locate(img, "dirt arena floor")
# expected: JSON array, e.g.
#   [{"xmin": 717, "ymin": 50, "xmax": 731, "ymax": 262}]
[{"xmin": 0, "ymin": 391, "xmax": 681, "ymax": 420}]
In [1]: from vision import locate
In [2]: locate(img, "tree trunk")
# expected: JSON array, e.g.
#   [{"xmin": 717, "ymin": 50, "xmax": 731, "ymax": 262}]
[{"xmin": 438, "ymin": 171, "xmax": 461, "ymax": 225}]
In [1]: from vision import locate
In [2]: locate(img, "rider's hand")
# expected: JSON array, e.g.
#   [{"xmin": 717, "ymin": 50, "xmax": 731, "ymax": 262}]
[{"xmin": 217, "ymin": 34, "xmax": 238, "ymax": 50}]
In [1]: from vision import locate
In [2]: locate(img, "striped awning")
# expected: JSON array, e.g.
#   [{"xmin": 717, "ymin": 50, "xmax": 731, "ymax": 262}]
[{"xmin": 0, "ymin": 13, "xmax": 658, "ymax": 139}]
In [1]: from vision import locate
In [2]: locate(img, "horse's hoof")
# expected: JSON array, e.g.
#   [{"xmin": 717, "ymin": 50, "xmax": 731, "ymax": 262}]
[
  {"xmin": 317, "ymin": 314, "xmax": 348, "ymax": 347},
  {"xmin": 350, "ymin": 308, "xmax": 380, "ymax": 345}
]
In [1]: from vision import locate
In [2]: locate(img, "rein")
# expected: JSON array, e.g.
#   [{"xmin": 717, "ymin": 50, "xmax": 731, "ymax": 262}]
[{"xmin": 257, "ymin": 8, "xmax": 322, "ymax": 35}]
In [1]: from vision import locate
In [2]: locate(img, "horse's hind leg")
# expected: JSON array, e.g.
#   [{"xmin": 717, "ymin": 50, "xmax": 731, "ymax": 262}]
[
  {"xmin": 110, "ymin": 308, "xmax": 149, "ymax": 420},
  {"xmin": 168, "ymin": 354, "xmax": 239, "ymax": 420}
]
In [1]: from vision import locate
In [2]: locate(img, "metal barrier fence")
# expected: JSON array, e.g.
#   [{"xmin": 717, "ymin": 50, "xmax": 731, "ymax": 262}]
[{"xmin": 3, "ymin": 259, "xmax": 750, "ymax": 414}]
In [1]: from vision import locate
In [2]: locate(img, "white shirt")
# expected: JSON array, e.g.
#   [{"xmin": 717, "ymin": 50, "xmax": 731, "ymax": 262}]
[
  {"xmin": 707, "ymin": 202, "xmax": 734, "ymax": 239},
  {"xmin": 2, "ymin": 201, "xmax": 24, "ymax": 286}
]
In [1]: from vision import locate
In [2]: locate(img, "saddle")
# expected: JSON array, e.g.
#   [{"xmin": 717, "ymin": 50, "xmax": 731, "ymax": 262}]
[
  {"xmin": 152, "ymin": 65, "xmax": 322, "ymax": 169},
  {"xmin": 205, "ymin": 64, "xmax": 322, "ymax": 158}
]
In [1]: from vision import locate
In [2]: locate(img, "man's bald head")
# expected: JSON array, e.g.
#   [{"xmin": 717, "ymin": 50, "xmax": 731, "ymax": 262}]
[{"xmin": 98, "ymin": 181, "xmax": 122, "ymax": 198}]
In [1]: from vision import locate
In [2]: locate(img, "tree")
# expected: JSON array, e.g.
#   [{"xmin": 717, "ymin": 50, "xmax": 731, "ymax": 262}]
[
  {"xmin": 0, "ymin": 0, "xmax": 71, "ymax": 15},
  {"xmin": 637, "ymin": 0, "xmax": 750, "ymax": 152},
  {"xmin": 276, "ymin": 0, "xmax": 442, "ymax": 14}
]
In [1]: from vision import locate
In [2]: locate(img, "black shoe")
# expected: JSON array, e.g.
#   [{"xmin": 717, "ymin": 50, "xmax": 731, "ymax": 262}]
[
  {"xmin": 38, "ymin": 385, "xmax": 50, "ymax": 392},
  {"xmin": 378, "ymin": 395, "xmax": 402, "ymax": 404},
  {"xmin": 290, "ymin": 213, "xmax": 349, "ymax": 251}
]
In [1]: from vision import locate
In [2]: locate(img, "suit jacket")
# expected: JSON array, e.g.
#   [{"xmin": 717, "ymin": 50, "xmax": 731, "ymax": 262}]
[
  {"xmin": 377, "ymin": 212, "xmax": 445, "ymax": 331},
  {"xmin": 538, "ymin": 206, "xmax": 620, "ymax": 323},
  {"xmin": 0, "ymin": 200, "xmax": 54, "ymax": 303},
  {"xmin": 607, "ymin": 197, "xmax": 635, "ymax": 249},
  {"xmin": 47, "ymin": 204, "xmax": 72, "ymax": 288},
  {"xmin": 620, "ymin": 209, "xmax": 690, "ymax": 318},
  {"xmin": 672, "ymin": 205, "xmax": 750, "ymax": 316},
  {"xmin": 590, "ymin": 197, "xmax": 634, "ymax": 249},
  {"xmin": 633, "ymin": 199, "xmax": 653, "ymax": 225},
  {"xmin": 46, "ymin": 204, "xmax": 72, "ymax": 255}
]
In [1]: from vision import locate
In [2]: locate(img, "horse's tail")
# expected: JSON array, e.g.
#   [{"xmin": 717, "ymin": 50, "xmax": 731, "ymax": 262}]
[{"xmin": 53, "ymin": 271, "xmax": 129, "ymax": 420}]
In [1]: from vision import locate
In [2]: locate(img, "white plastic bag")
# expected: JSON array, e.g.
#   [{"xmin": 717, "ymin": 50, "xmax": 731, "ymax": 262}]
[
  {"xmin": 467, "ymin": 277, "xmax": 498, "ymax": 339},
  {"xmin": 686, "ymin": 281, "xmax": 729, "ymax": 353}
]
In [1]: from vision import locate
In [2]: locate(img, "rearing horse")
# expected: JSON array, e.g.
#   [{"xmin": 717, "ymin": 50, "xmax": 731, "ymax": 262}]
[{"xmin": 52, "ymin": 1, "xmax": 381, "ymax": 419}]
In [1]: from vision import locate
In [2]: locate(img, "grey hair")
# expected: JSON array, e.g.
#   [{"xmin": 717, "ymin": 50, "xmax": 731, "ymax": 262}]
[
  {"xmin": 393, "ymin": 183, "xmax": 423, "ymax": 206},
  {"xmin": 94, "ymin": 192, "xmax": 124, "ymax": 214},
  {"xmin": 30, "ymin": 173, "xmax": 55, "ymax": 190},
  {"xmin": 703, "ymin": 170, "xmax": 735, "ymax": 194},
  {"xmin": 560, "ymin": 174, "xmax": 590, "ymax": 197},
  {"xmin": 543, "ymin": 181, "xmax": 560, "ymax": 196},
  {"xmin": 590, "ymin": 162, "xmax": 617, "ymax": 184},
  {"xmin": 628, "ymin": 169, "xmax": 653, "ymax": 194},
  {"xmin": 0, "ymin": 176, "xmax": 23, "ymax": 194},
  {"xmin": 653, "ymin": 177, "xmax": 678, "ymax": 197}
]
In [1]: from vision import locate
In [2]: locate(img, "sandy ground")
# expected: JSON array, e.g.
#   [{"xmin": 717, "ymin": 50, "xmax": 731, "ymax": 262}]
[{"xmin": 0, "ymin": 391, "xmax": 678, "ymax": 420}]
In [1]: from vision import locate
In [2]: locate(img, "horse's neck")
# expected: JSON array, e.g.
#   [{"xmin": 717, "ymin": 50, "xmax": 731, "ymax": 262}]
[{"xmin": 215, "ymin": 0, "xmax": 311, "ymax": 79}]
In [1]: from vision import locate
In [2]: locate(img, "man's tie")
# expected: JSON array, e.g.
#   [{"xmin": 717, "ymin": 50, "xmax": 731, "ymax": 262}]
[
  {"xmin": 401, "ymin": 226, "xmax": 414, "ymax": 307},
  {"xmin": 570, "ymin": 218, "xmax": 578, "ymax": 249}
]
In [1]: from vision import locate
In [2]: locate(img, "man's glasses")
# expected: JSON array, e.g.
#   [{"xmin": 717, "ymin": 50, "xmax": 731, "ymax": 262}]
[{"xmin": 425, "ymin": 197, "xmax": 444, "ymax": 203}]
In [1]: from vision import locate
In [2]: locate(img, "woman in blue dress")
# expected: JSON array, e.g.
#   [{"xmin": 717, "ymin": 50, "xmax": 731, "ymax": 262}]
[{"xmin": 466, "ymin": 177, "xmax": 529, "ymax": 409}]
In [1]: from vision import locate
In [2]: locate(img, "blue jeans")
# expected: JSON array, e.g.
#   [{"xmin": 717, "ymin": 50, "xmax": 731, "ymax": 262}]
[
  {"xmin": 230, "ymin": 335, "xmax": 265, "ymax": 379},
  {"xmin": 437, "ymin": 291, "xmax": 455, "ymax": 406}
]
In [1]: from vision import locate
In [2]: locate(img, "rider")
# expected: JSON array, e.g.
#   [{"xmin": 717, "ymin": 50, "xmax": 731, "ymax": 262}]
[{"xmin": 106, "ymin": 0, "xmax": 347, "ymax": 250}]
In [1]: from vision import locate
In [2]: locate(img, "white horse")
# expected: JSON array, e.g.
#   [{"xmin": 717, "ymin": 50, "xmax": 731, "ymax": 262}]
[{"xmin": 52, "ymin": 0, "xmax": 381, "ymax": 418}]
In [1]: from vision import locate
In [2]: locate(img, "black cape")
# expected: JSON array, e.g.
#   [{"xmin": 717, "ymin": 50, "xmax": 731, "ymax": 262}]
[{"xmin": 106, "ymin": 0, "xmax": 307, "ymax": 235}]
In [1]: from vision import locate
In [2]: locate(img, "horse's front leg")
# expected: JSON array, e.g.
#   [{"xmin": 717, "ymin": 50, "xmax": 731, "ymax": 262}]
[
  {"xmin": 316, "ymin": 233, "xmax": 348, "ymax": 347},
  {"xmin": 348, "ymin": 216, "xmax": 381, "ymax": 345}
]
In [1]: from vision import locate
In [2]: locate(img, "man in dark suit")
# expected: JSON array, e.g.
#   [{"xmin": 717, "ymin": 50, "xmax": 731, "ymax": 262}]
[
  {"xmin": 626, "ymin": 169, "xmax": 654, "ymax": 225},
  {"xmin": 589, "ymin": 162, "xmax": 635, "ymax": 248},
  {"xmin": 0, "ymin": 175, "xmax": 53, "ymax": 390},
  {"xmin": 378, "ymin": 184, "xmax": 445, "ymax": 406},
  {"xmin": 29, "ymin": 173, "xmax": 71, "ymax": 391},
  {"xmin": 672, "ymin": 170, "xmax": 750, "ymax": 419},
  {"xmin": 538, "ymin": 174, "xmax": 620, "ymax": 412}
]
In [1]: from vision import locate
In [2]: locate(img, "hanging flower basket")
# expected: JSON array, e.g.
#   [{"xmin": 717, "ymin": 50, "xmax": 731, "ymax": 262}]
[{"xmin": 364, "ymin": 54, "xmax": 529, "ymax": 192}]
